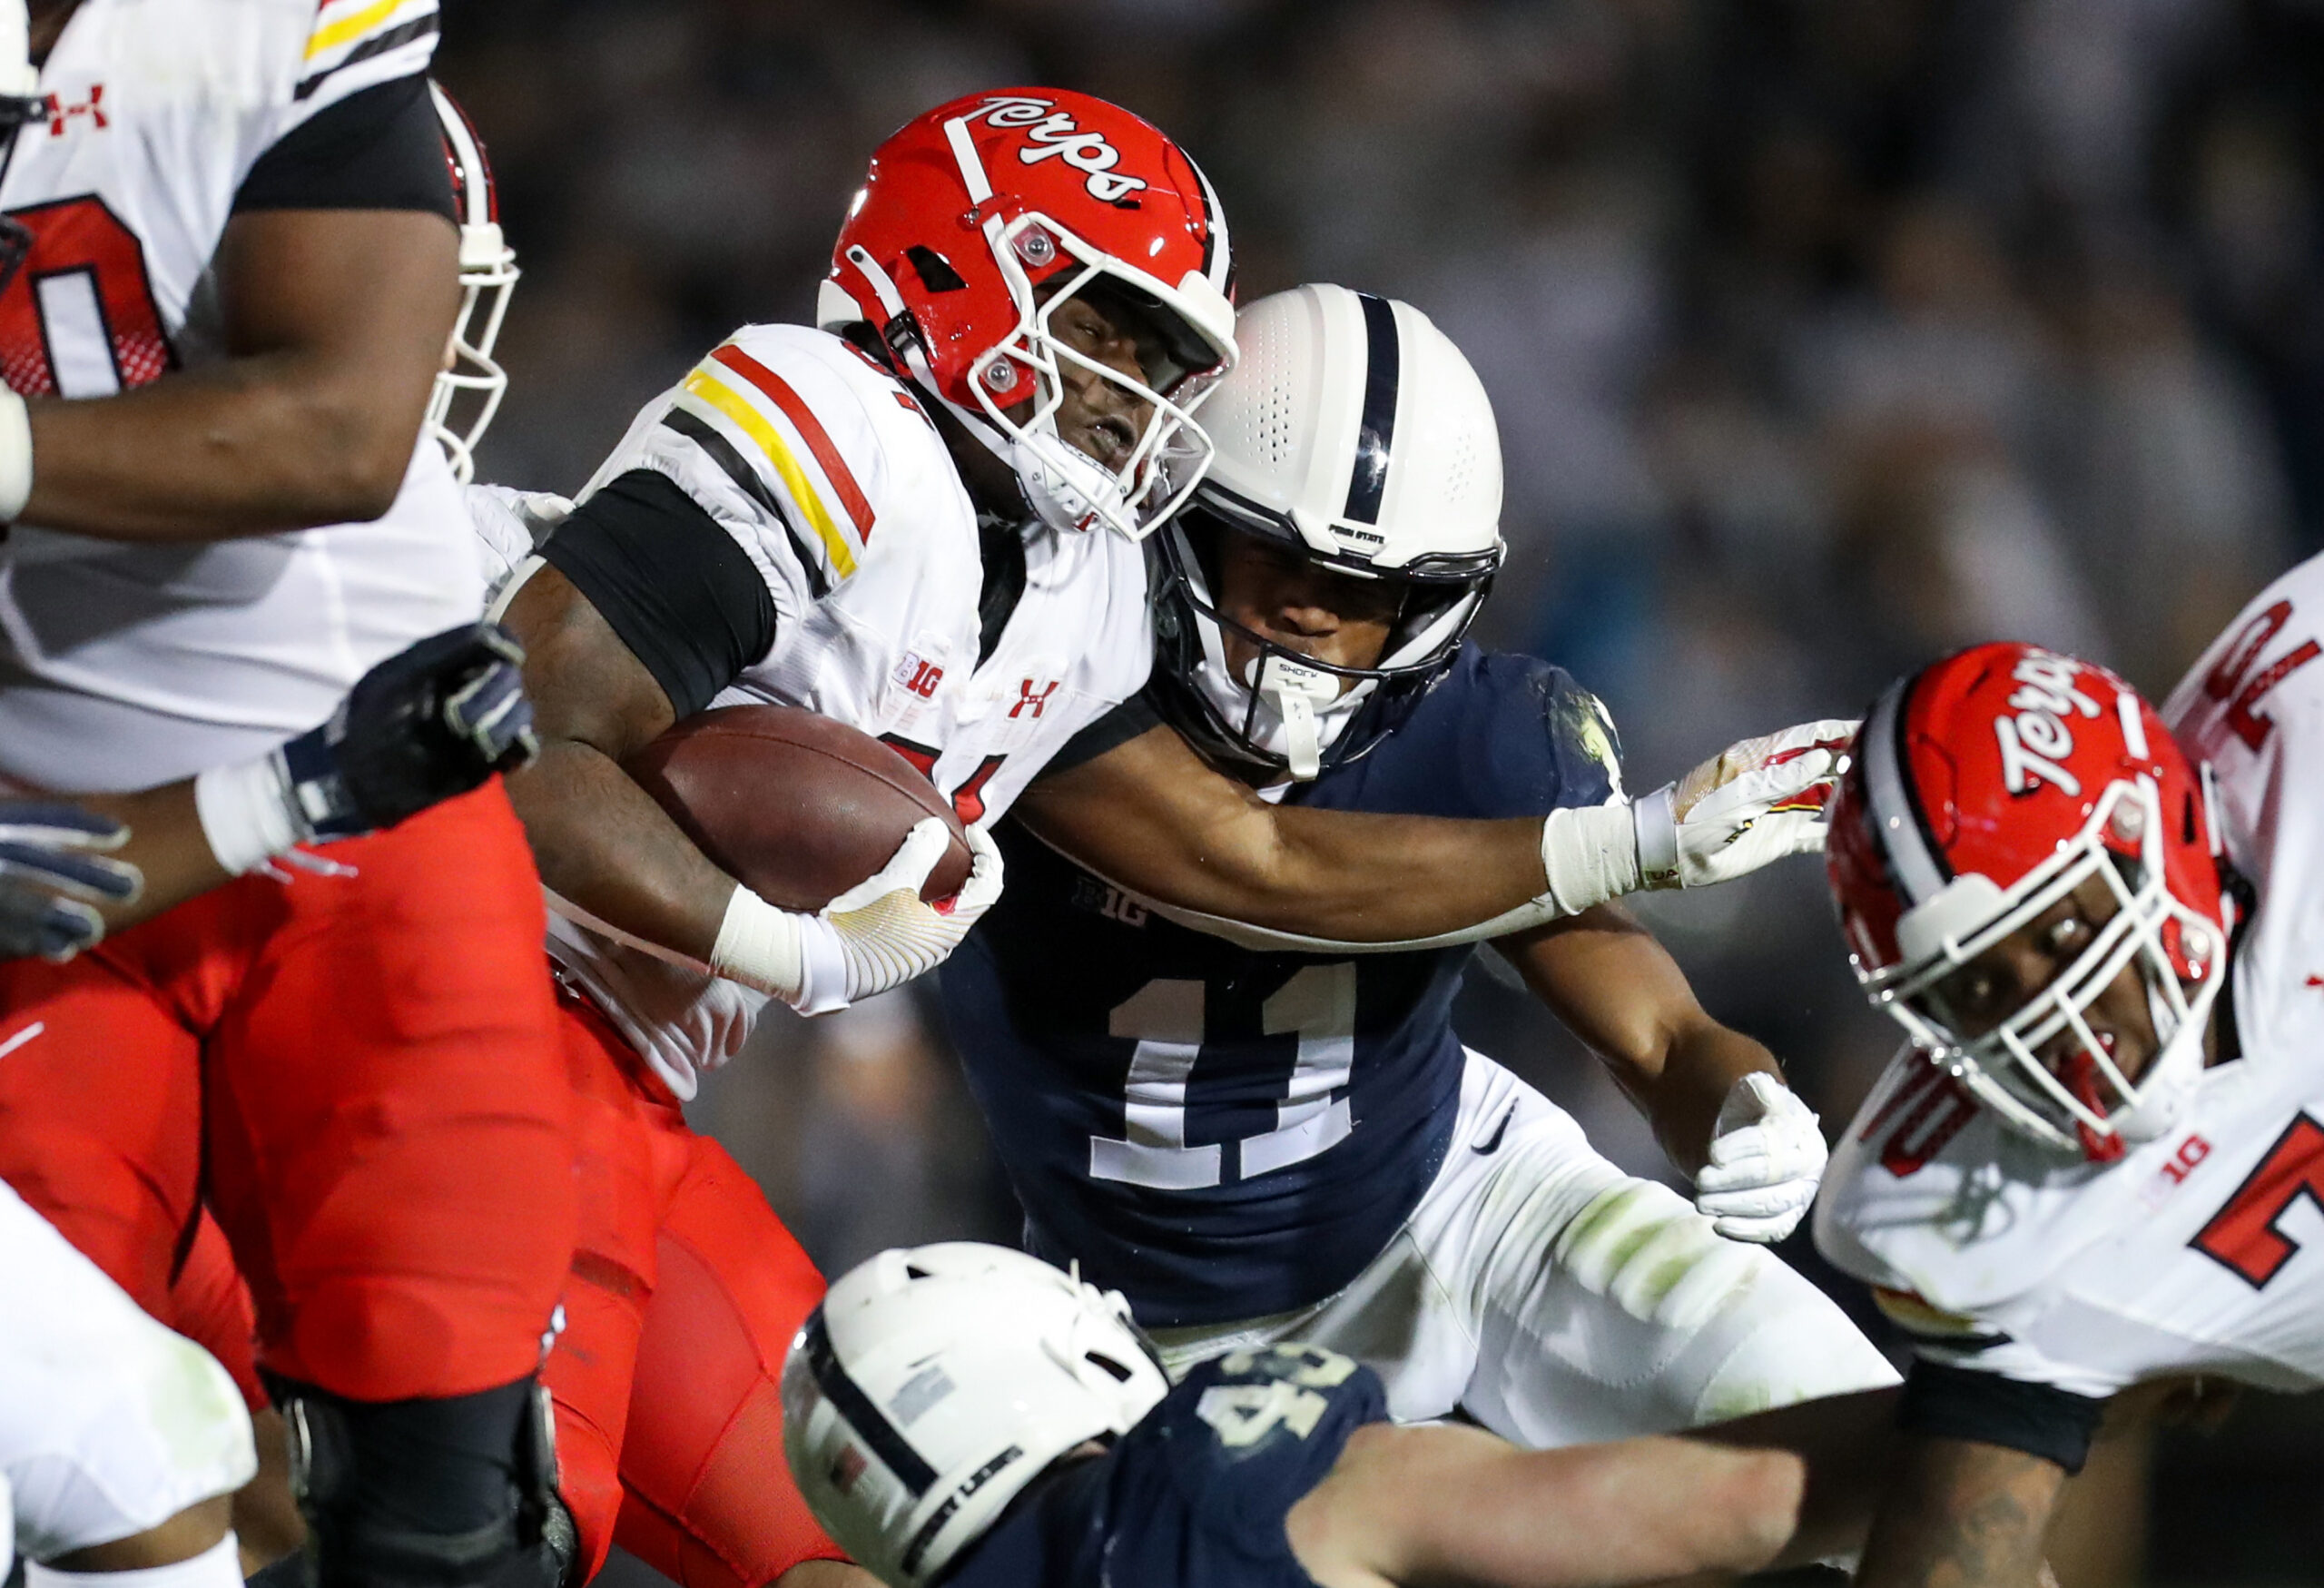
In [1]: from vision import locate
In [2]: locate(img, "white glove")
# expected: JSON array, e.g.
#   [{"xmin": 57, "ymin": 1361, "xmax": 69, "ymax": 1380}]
[
  {"xmin": 708, "ymin": 819, "xmax": 1003, "ymax": 1014},
  {"xmin": 1695, "ymin": 1072, "xmax": 1827, "ymax": 1243},
  {"xmin": 1632, "ymin": 718, "xmax": 1856, "ymax": 890}
]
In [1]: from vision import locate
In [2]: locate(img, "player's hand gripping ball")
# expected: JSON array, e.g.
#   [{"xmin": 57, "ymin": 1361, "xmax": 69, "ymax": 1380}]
[{"xmin": 626, "ymin": 706, "xmax": 993, "ymax": 1013}]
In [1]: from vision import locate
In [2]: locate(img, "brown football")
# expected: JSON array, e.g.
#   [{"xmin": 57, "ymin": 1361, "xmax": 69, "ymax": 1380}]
[{"xmin": 623, "ymin": 705, "xmax": 971, "ymax": 912}]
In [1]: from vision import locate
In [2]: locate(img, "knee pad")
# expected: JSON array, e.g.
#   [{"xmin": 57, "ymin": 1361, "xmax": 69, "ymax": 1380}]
[{"xmin": 262, "ymin": 1375, "xmax": 576, "ymax": 1588}]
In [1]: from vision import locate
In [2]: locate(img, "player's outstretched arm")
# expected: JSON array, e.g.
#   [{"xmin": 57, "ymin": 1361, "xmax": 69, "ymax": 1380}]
[
  {"xmin": 16, "ymin": 208, "xmax": 456, "ymax": 541},
  {"xmin": 1854, "ymin": 1435, "xmax": 2066, "ymax": 1588},
  {"xmin": 1015, "ymin": 718, "xmax": 1849, "ymax": 951},
  {"xmin": 1285, "ymin": 1421, "xmax": 1804, "ymax": 1587},
  {"xmin": 1014, "ymin": 722, "xmax": 1551, "ymax": 942},
  {"xmin": 1691, "ymin": 1386, "xmax": 1905, "ymax": 1567}
]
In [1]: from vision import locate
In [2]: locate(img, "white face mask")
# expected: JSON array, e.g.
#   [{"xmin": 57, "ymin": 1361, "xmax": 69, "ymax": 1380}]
[{"xmin": 1005, "ymin": 427, "xmax": 1128, "ymax": 536}]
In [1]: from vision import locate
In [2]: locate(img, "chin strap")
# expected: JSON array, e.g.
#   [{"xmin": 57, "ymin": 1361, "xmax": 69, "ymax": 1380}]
[{"xmin": 1254, "ymin": 654, "xmax": 1342, "ymax": 781}]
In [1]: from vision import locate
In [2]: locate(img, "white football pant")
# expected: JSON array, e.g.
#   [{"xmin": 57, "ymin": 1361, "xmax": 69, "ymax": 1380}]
[
  {"xmin": 1150, "ymin": 1050, "xmax": 1900, "ymax": 1443},
  {"xmin": 0, "ymin": 1181, "xmax": 254, "ymax": 1565}
]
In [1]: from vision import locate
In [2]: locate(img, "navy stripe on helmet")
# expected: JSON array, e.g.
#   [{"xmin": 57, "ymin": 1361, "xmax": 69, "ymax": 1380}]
[
  {"xmin": 803, "ymin": 1310, "xmax": 938, "ymax": 1497},
  {"xmin": 1862, "ymin": 676, "xmax": 1951, "ymax": 905},
  {"xmin": 1341, "ymin": 293, "xmax": 1400, "ymax": 526}
]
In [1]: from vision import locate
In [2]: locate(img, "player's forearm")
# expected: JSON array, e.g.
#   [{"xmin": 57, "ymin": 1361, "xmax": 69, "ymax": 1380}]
[
  {"xmin": 1028, "ymin": 789, "xmax": 1551, "ymax": 941},
  {"xmin": 1856, "ymin": 1437, "xmax": 2065, "ymax": 1588},
  {"xmin": 21, "ymin": 351, "xmax": 425, "ymax": 541},
  {"xmin": 69, "ymin": 784, "xmax": 231, "ymax": 931},
  {"xmin": 1307, "ymin": 1425, "xmax": 1802, "ymax": 1587},
  {"xmin": 1641, "ymin": 1018, "xmax": 1782, "ymax": 1176},
  {"xmin": 15, "ymin": 208, "xmax": 455, "ymax": 543},
  {"xmin": 1252, "ymin": 805, "xmax": 1555, "ymax": 939},
  {"xmin": 1019, "ymin": 726, "xmax": 1561, "ymax": 942},
  {"xmin": 504, "ymin": 741, "xmax": 735, "ymax": 964},
  {"xmin": 1692, "ymin": 1386, "xmax": 1903, "ymax": 1568}
]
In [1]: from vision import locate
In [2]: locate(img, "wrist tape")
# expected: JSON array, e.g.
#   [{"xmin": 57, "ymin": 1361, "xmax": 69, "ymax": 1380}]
[
  {"xmin": 1537, "ymin": 799, "xmax": 1646, "ymax": 915},
  {"xmin": 194, "ymin": 754, "xmax": 304, "ymax": 876}
]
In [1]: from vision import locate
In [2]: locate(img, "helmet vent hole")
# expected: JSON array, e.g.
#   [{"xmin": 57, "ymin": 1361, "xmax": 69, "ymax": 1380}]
[
  {"xmin": 905, "ymin": 245, "xmax": 967, "ymax": 293},
  {"xmin": 904, "ymin": 1263, "xmax": 932, "ymax": 1280},
  {"xmin": 1083, "ymin": 1352, "xmax": 1134, "ymax": 1383}
]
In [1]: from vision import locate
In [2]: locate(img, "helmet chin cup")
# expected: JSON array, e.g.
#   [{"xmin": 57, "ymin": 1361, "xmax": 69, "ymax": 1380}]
[
  {"xmin": 1006, "ymin": 428, "xmax": 1121, "ymax": 536},
  {"xmin": 1254, "ymin": 654, "xmax": 1340, "ymax": 781}
]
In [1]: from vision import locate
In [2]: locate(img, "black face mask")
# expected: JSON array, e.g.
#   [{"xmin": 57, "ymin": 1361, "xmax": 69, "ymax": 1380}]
[{"xmin": 1149, "ymin": 503, "xmax": 1499, "ymax": 782}]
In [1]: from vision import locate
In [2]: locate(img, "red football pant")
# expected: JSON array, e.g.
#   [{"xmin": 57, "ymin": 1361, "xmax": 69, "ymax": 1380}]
[
  {"xmin": 0, "ymin": 784, "xmax": 576, "ymax": 1399},
  {"xmin": 549, "ymin": 987, "xmax": 845, "ymax": 1586}
]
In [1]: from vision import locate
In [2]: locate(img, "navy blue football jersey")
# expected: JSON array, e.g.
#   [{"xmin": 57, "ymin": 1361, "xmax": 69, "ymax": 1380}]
[
  {"xmin": 941, "ymin": 646, "xmax": 1622, "ymax": 1325},
  {"xmin": 946, "ymin": 1344, "xmax": 1389, "ymax": 1588}
]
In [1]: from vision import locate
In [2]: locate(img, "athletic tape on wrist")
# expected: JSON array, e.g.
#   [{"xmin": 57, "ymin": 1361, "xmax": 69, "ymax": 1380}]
[
  {"xmin": 709, "ymin": 884, "xmax": 809, "ymax": 1005},
  {"xmin": 0, "ymin": 391, "xmax": 31, "ymax": 522},
  {"xmin": 1631, "ymin": 784, "xmax": 1680, "ymax": 887},
  {"xmin": 194, "ymin": 754, "xmax": 305, "ymax": 876},
  {"xmin": 1538, "ymin": 799, "xmax": 1646, "ymax": 914}
]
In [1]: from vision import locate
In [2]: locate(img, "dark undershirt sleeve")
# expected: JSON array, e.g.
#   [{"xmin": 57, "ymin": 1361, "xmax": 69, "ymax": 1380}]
[
  {"xmin": 1896, "ymin": 1359, "xmax": 2106, "ymax": 1475},
  {"xmin": 1037, "ymin": 688, "xmax": 1167, "ymax": 781},
  {"xmin": 232, "ymin": 74, "xmax": 457, "ymax": 218},
  {"xmin": 541, "ymin": 470, "xmax": 779, "ymax": 721}
]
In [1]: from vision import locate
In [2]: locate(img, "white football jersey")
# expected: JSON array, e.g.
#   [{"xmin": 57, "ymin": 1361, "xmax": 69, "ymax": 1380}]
[
  {"xmin": 519, "ymin": 325, "xmax": 1155, "ymax": 1099},
  {"xmin": 0, "ymin": 0, "xmax": 478, "ymax": 791},
  {"xmin": 1816, "ymin": 552, "xmax": 2324, "ymax": 1401}
]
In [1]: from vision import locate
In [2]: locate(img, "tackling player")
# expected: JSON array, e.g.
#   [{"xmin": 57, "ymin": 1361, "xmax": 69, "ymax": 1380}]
[
  {"xmin": 1812, "ymin": 592, "xmax": 2324, "ymax": 1587},
  {"xmin": 455, "ymin": 93, "xmax": 1857, "ymax": 1586},
  {"xmin": 0, "ymin": 10, "xmax": 578, "ymax": 1584},
  {"xmin": 943, "ymin": 283, "xmax": 1897, "ymax": 1445},
  {"xmin": 782, "ymin": 1242, "xmax": 1811, "ymax": 1588}
]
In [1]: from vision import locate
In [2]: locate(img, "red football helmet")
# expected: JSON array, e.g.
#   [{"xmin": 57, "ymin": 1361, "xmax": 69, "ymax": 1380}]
[
  {"xmin": 1827, "ymin": 642, "xmax": 2231, "ymax": 1160},
  {"xmin": 816, "ymin": 88, "xmax": 1238, "ymax": 540},
  {"xmin": 426, "ymin": 82, "xmax": 520, "ymax": 484}
]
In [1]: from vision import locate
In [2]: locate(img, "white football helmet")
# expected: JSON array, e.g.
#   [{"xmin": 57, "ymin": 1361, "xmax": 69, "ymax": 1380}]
[
  {"xmin": 781, "ymin": 1243, "xmax": 1168, "ymax": 1588},
  {"xmin": 426, "ymin": 82, "xmax": 519, "ymax": 485},
  {"xmin": 1153, "ymin": 284, "xmax": 1504, "ymax": 781}
]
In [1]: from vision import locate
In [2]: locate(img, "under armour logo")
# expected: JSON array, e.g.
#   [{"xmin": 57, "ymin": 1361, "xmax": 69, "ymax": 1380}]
[
  {"xmin": 1010, "ymin": 679, "xmax": 1059, "ymax": 719},
  {"xmin": 44, "ymin": 84, "xmax": 105, "ymax": 135}
]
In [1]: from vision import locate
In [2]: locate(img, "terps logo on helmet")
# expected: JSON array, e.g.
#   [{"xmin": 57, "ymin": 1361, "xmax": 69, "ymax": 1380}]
[
  {"xmin": 1994, "ymin": 649, "xmax": 2102, "ymax": 797},
  {"xmin": 962, "ymin": 95, "xmax": 1151, "ymax": 205}
]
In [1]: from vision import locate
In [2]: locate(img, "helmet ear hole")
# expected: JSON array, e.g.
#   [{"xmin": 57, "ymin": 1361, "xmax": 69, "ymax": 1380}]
[
  {"xmin": 1083, "ymin": 1352, "xmax": 1134, "ymax": 1384},
  {"xmin": 906, "ymin": 246, "xmax": 968, "ymax": 293}
]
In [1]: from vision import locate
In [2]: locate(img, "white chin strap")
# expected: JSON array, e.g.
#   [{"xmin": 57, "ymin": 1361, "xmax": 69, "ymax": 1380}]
[
  {"xmin": 1254, "ymin": 655, "xmax": 1344, "ymax": 781},
  {"xmin": 1004, "ymin": 425, "xmax": 1122, "ymax": 535}
]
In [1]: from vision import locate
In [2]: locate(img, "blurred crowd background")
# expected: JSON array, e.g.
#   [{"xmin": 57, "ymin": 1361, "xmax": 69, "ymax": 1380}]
[{"xmin": 433, "ymin": 2, "xmax": 2323, "ymax": 1582}]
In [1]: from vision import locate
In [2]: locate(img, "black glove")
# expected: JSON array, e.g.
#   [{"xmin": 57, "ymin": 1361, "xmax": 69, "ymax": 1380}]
[
  {"xmin": 0, "ymin": 801, "xmax": 142, "ymax": 961},
  {"xmin": 278, "ymin": 622, "xmax": 539, "ymax": 841}
]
